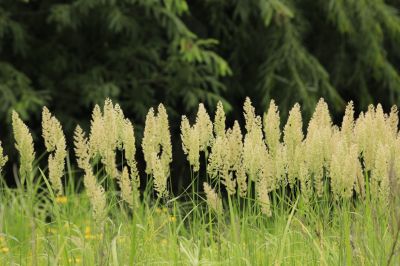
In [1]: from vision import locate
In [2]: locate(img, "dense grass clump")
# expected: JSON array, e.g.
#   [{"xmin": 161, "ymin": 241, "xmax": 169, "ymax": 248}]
[{"xmin": 0, "ymin": 98, "xmax": 399, "ymax": 265}]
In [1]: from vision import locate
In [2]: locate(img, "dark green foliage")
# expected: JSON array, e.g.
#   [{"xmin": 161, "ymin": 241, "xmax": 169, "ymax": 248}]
[{"xmin": 1, "ymin": 0, "xmax": 400, "ymax": 158}]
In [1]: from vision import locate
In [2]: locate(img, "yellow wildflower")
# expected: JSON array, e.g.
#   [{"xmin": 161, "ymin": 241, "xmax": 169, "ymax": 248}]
[
  {"xmin": 55, "ymin": 196, "xmax": 68, "ymax": 204},
  {"xmin": 0, "ymin": 246, "xmax": 9, "ymax": 253}
]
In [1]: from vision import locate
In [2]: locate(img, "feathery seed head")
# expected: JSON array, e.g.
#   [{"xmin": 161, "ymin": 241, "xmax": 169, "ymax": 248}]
[
  {"xmin": 157, "ymin": 104, "xmax": 172, "ymax": 174},
  {"xmin": 330, "ymin": 139, "xmax": 358, "ymax": 200},
  {"xmin": 119, "ymin": 167, "xmax": 134, "ymax": 208},
  {"xmin": 355, "ymin": 104, "xmax": 393, "ymax": 172},
  {"xmin": 263, "ymin": 99, "xmax": 281, "ymax": 156},
  {"xmin": 142, "ymin": 107, "xmax": 157, "ymax": 174},
  {"xmin": 12, "ymin": 111, "xmax": 35, "ymax": 182},
  {"xmin": 181, "ymin": 115, "xmax": 200, "ymax": 172},
  {"xmin": 152, "ymin": 153, "xmax": 168, "ymax": 198},
  {"xmin": 244, "ymin": 97, "xmax": 255, "ymax": 132},
  {"xmin": 236, "ymin": 159, "xmax": 247, "ymax": 197},
  {"xmin": 42, "ymin": 107, "xmax": 64, "ymax": 152},
  {"xmin": 74, "ymin": 125, "xmax": 90, "ymax": 170},
  {"xmin": 341, "ymin": 101, "xmax": 355, "ymax": 145},
  {"xmin": 203, "ymin": 182, "xmax": 223, "ymax": 214},
  {"xmin": 207, "ymin": 135, "xmax": 227, "ymax": 178},
  {"xmin": 243, "ymin": 127, "xmax": 267, "ymax": 181},
  {"xmin": 272, "ymin": 143, "xmax": 287, "ymax": 189},
  {"xmin": 0, "ymin": 141, "xmax": 8, "ymax": 175},
  {"xmin": 103, "ymin": 98, "xmax": 119, "ymax": 149},
  {"xmin": 372, "ymin": 144, "xmax": 390, "ymax": 204},
  {"xmin": 196, "ymin": 103, "xmax": 213, "ymax": 151},
  {"xmin": 83, "ymin": 168, "xmax": 107, "ymax": 221},
  {"xmin": 309, "ymin": 98, "xmax": 332, "ymax": 130},
  {"xmin": 298, "ymin": 161, "xmax": 312, "ymax": 202},
  {"xmin": 214, "ymin": 101, "xmax": 226, "ymax": 138},
  {"xmin": 283, "ymin": 103, "xmax": 303, "ymax": 184},
  {"xmin": 42, "ymin": 107, "xmax": 66, "ymax": 195},
  {"xmin": 121, "ymin": 119, "xmax": 136, "ymax": 166},
  {"xmin": 284, "ymin": 103, "xmax": 303, "ymax": 152},
  {"xmin": 388, "ymin": 105, "xmax": 398, "ymax": 137},
  {"xmin": 88, "ymin": 104, "xmax": 104, "ymax": 157},
  {"xmin": 226, "ymin": 121, "xmax": 243, "ymax": 170},
  {"xmin": 304, "ymin": 99, "xmax": 333, "ymax": 195},
  {"xmin": 256, "ymin": 175, "xmax": 272, "ymax": 217},
  {"xmin": 142, "ymin": 105, "xmax": 172, "ymax": 176}
]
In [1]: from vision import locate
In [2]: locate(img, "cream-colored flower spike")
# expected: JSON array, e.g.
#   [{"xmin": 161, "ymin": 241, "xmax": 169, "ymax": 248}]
[
  {"xmin": 330, "ymin": 138, "xmax": 358, "ymax": 200},
  {"xmin": 42, "ymin": 107, "xmax": 64, "ymax": 152},
  {"xmin": 0, "ymin": 140, "xmax": 8, "ymax": 175},
  {"xmin": 142, "ymin": 104, "xmax": 172, "ymax": 178},
  {"xmin": 119, "ymin": 167, "xmax": 138, "ymax": 208},
  {"xmin": 121, "ymin": 119, "xmax": 140, "ymax": 191},
  {"xmin": 152, "ymin": 153, "xmax": 168, "ymax": 198},
  {"xmin": 354, "ymin": 104, "xmax": 392, "ymax": 173},
  {"xmin": 88, "ymin": 104, "xmax": 104, "ymax": 158},
  {"xmin": 74, "ymin": 125, "xmax": 90, "ymax": 170},
  {"xmin": 207, "ymin": 135, "xmax": 236, "ymax": 195},
  {"xmin": 196, "ymin": 103, "xmax": 213, "ymax": 151},
  {"xmin": 12, "ymin": 111, "xmax": 35, "ymax": 184},
  {"xmin": 84, "ymin": 168, "xmax": 107, "ymax": 222},
  {"xmin": 243, "ymin": 129, "xmax": 267, "ymax": 181},
  {"xmin": 142, "ymin": 108, "xmax": 157, "ymax": 174},
  {"xmin": 203, "ymin": 182, "xmax": 223, "ymax": 214},
  {"xmin": 372, "ymin": 144, "xmax": 390, "ymax": 205},
  {"xmin": 42, "ymin": 107, "xmax": 67, "ymax": 195},
  {"xmin": 236, "ymin": 160, "xmax": 247, "ymax": 197},
  {"xmin": 261, "ymin": 143, "xmax": 287, "ymax": 191},
  {"xmin": 393, "ymin": 136, "xmax": 400, "ymax": 188},
  {"xmin": 298, "ymin": 160, "xmax": 312, "ymax": 202},
  {"xmin": 283, "ymin": 103, "xmax": 303, "ymax": 187},
  {"xmin": 243, "ymin": 97, "xmax": 259, "ymax": 133},
  {"xmin": 103, "ymin": 99, "xmax": 119, "ymax": 149},
  {"xmin": 304, "ymin": 99, "xmax": 333, "ymax": 196},
  {"xmin": 74, "ymin": 125, "xmax": 107, "ymax": 220},
  {"xmin": 157, "ymin": 104, "xmax": 172, "ymax": 176},
  {"xmin": 214, "ymin": 101, "xmax": 226, "ymax": 138},
  {"xmin": 226, "ymin": 121, "xmax": 243, "ymax": 171},
  {"xmin": 207, "ymin": 120, "xmax": 242, "ymax": 195},
  {"xmin": 256, "ymin": 172, "xmax": 272, "ymax": 217},
  {"xmin": 121, "ymin": 119, "xmax": 136, "ymax": 167},
  {"xmin": 388, "ymin": 105, "xmax": 398, "ymax": 138},
  {"xmin": 263, "ymin": 100, "xmax": 281, "ymax": 156},
  {"xmin": 341, "ymin": 101, "xmax": 355, "ymax": 145},
  {"xmin": 243, "ymin": 97, "xmax": 265, "ymax": 180},
  {"xmin": 181, "ymin": 115, "xmax": 200, "ymax": 172}
]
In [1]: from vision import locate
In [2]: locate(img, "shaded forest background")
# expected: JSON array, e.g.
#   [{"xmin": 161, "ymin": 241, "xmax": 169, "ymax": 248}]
[{"xmin": 2, "ymin": 0, "xmax": 400, "ymax": 184}]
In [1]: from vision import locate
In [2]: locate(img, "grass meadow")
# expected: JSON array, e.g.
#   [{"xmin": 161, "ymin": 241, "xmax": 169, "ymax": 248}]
[{"xmin": 0, "ymin": 98, "xmax": 399, "ymax": 265}]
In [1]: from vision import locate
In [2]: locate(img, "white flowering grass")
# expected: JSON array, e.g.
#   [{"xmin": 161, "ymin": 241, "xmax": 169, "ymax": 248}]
[
  {"xmin": 0, "ymin": 177, "xmax": 398, "ymax": 265},
  {"xmin": 0, "ymin": 98, "xmax": 399, "ymax": 265}
]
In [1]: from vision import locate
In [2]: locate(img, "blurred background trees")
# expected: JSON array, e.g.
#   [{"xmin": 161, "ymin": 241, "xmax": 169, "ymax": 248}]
[{"xmin": 1, "ymin": 0, "xmax": 400, "ymax": 172}]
